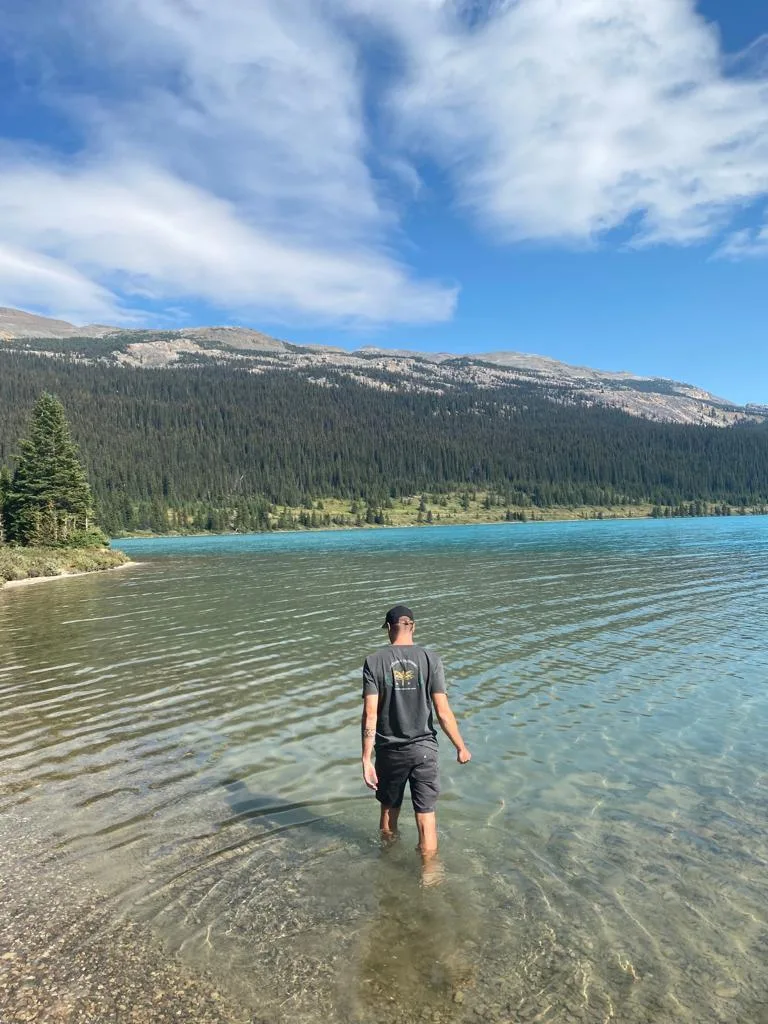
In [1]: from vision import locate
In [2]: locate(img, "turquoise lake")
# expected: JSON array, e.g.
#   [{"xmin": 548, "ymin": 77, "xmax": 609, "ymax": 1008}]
[{"xmin": 1, "ymin": 516, "xmax": 767, "ymax": 1023}]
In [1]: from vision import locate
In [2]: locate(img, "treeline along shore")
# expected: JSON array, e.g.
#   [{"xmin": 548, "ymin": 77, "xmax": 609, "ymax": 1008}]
[
  {"xmin": 116, "ymin": 495, "xmax": 766, "ymax": 540},
  {"xmin": 1, "ymin": 350, "xmax": 767, "ymax": 541}
]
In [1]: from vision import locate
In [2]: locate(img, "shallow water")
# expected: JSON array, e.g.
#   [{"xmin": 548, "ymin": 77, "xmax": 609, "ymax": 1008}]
[{"xmin": 1, "ymin": 517, "xmax": 768, "ymax": 1023}]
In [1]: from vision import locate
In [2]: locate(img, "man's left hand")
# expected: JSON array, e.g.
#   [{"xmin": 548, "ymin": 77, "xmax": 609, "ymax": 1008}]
[{"xmin": 362, "ymin": 758, "xmax": 379, "ymax": 790}]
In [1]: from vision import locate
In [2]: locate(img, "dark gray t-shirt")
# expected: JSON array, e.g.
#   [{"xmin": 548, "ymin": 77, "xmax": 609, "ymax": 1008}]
[{"xmin": 362, "ymin": 644, "xmax": 447, "ymax": 749}]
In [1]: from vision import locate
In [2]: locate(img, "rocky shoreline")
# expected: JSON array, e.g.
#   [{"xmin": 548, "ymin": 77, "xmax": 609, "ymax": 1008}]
[
  {"xmin": 0, "ymin": 816, "xmax": 258, "ymax": 1024},
  {"xmin": 0, "ymin": 547, "xmax": 132, "ymax": 590}
]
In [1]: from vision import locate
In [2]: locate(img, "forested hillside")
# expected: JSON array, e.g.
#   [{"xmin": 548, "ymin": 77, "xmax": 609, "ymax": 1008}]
[{"xmin": 1, "ymin": 351, "xmax": 767, "ymax": 534}]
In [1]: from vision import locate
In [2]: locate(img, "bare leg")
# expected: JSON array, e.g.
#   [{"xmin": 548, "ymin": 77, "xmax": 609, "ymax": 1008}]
[
  {"xmin": 379, "ymin": 805, "xmax": 401, "ymax": 842},
  {"xmin": 415, "ymin": 811, "xmax": 438, "ymax": 856},
  {"xmin": 415, "ymin": 811, "xmax": 444, "ymax": 886}
]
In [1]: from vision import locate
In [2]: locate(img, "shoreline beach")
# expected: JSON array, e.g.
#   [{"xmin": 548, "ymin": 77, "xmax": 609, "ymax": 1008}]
[
  {"xmin": 0, "ymin": 549, "xmax": 136, "ymax": 591},
  {"xmin": 0, "ymin": 815, "xmax": 252, "ymax": 1024},
  {"xmin": 2, "ymin": 559, "xmax": 141, "ymax": 590}
]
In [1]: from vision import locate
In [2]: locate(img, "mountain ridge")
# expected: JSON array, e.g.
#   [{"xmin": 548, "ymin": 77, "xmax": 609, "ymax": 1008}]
[{"xmin": 0, "ymin": 305, "xmax": 761, "ymax": 428}]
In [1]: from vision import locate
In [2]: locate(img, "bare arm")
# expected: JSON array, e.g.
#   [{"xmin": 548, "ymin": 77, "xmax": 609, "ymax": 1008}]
[
  {"xmin": 361, "ymin": 694, "xmax": 379, "ymax": 789},
  {"xmin": 432, "ymin": 692, "xmax": 471, "ymax": 763}
]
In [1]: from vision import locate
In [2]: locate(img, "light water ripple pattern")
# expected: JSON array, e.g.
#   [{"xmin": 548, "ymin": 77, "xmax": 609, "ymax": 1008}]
[{"xmin": 1, "ymin": 516, "xmax": 767, "ymax": 1023}]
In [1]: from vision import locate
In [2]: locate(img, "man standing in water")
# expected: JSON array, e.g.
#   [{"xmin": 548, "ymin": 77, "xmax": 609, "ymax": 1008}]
[{"xmin": 361, "ymin": 605, "xmax": 471, "ymax": 858}]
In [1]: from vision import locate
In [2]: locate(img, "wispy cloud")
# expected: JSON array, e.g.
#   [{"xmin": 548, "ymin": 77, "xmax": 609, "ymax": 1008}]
[
  {"xmin": 387, "ymin": 0, "xmax": 768, "ymax": 245},
  {"xmin": 718, "ymin": 222, "xmax": 768, "ymax": 259},
  {"xmin": 0, "ymin": 0, "xmax": 456, "ymax": 326},
  {"xmin": 80, "ymin": 0, "xmax": 387, "ymax": 240},
  {"xmin": 0, "ymin": 242, "xmax": 119, "ymax": 326},
  {"xmin": 0, "ymin": 157, "xmax": 456, "ymax": 325},
  {"xmin": 1, "ymin": 0, "xmax": 767, "ymax": 327}
]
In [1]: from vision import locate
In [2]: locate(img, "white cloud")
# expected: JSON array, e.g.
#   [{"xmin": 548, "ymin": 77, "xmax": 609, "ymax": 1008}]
[
  {"xmin": 727, "ymin": 34, "xmax": 768, "ymax": 78},
  {"xmin": 1, "ymin": 0, "xmax": 768, "ymax": 328},
  {"xmin": 0, "ymin": 158, "xmax": 456, "ymax": 324},
  {"xmin": 0, "ymin": 243, "xmax": 120, "ymax": 325},
  {"xmin": 386, "ymin": 0, "xmax": 768, "ymax": 246},
  {"xmin": 718, "ymin": 223, "xmax": 768, "ymax": 259},
  {"xmin": 0, "ymin": 0, "xmax": 455, "ymax": 325},
  {"xmin": 81, "ymin": 0, "xmax": 386, "ymax": 240}
]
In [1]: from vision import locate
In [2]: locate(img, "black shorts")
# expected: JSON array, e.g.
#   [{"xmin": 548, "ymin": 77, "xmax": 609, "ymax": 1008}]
[{"xmin": 375, "ymin": 742, "xmax": 440, "ymax": 814}]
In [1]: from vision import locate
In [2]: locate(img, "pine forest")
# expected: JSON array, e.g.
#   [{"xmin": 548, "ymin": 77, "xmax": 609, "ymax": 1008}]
[{"xmin": 1, "ymin": 350, "xmax": 767, "ymax": 536}]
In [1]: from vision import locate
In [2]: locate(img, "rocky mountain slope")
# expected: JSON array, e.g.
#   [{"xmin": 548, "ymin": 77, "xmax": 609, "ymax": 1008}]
[
  {"xmin": 0, "ymin": 306, "xmax": 762, "ymax": 428},
  {"xmin": 0, "ymin": 306, "xmax": 110, "ymax": 340}
]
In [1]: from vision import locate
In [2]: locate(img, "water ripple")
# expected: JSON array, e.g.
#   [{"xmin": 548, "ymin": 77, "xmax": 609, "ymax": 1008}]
[{"xmin": 1, "ymin": 516, "xmax": 768, "ymax": 1022}]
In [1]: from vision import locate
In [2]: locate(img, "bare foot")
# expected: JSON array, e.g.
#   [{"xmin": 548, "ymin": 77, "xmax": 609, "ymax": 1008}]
[{"xmin": 420, "ymin": 855, "xmax": 445, "ymax": 888}]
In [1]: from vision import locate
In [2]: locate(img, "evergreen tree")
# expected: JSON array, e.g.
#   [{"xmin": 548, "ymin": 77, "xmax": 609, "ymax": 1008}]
[
  {"xmin": 5, "ymin": 393, "xmax": 97, "ymax": 546},
  {"xmin": 0, "ymin": 465, "xmax": 10, "ymax": 543}
]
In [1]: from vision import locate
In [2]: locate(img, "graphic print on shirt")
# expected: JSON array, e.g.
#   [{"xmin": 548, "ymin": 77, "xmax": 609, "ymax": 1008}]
[{"xmin": 390, "ymin": 658, "xmax": 420, "ymax": 691}]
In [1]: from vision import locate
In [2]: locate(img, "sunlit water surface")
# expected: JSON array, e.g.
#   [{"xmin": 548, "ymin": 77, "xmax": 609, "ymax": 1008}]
[{"xmin": 1, "ymin": 518, "xmax": 767, "ymax": 1023}]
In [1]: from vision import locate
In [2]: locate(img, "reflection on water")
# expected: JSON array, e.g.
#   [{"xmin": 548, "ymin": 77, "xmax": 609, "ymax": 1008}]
[{"xmin": 1, "ymin": 517, "xmax": 768, "ymax": 1022}]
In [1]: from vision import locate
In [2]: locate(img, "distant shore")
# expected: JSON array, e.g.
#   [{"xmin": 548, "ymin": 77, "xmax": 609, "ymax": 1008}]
[
  {"xmin": 0, "ymin": 546, "xmax": 133, "ymax": 590},
  {"xmin": 112, "ymin": 497, "xmax": 767, "ymax": 542},
  {"xmin": 118, "ymin": 499, "xmax": 655, "ymax": 540}
]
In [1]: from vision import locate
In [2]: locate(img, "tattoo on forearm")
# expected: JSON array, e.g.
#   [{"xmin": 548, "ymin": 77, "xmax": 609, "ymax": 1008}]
[{"xmin": 363, "ymin": 727, "xmax": 376, "ymax": 738}]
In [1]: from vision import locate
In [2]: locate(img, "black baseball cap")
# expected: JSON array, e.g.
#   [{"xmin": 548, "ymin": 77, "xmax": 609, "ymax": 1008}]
[{"xmin": 382, "ymin": 604, "xmax": 415, "ymax": 628}]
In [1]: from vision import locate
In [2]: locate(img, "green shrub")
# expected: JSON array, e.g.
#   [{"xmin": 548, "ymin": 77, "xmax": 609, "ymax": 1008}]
[
  {"xmin": 0, "ymin": 544, "xmax": 129, "ymax": 586},
  {"xmin": 61, "ymin": 527, "xmax": 110, "ymax": 549}
]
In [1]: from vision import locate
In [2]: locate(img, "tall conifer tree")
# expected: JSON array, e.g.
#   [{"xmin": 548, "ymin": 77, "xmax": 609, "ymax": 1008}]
[
  {"xmin": 0, "ymin": 465, "xmax": 10, "ymax": 543},
  {"xmin": 5, "ymin": 393, "xmax": 96, "ymax": 546}
]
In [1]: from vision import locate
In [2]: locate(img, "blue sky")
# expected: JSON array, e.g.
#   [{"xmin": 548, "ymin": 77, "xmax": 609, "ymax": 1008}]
[{"xmin": 1, "ymin": 0, "xmax": 767, "ymax": 402}]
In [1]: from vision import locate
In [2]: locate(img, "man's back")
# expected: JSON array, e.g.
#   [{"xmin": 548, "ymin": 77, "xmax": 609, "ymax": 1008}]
[{"xmin": 362, "ymin": 644, "xmax": 446, "ymax": 748}]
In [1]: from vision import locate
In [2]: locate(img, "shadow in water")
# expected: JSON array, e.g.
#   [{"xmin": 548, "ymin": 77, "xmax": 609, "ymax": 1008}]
[{"xmin": 220, "ymin": 775, "xmax": 373, "ymax": 846}]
